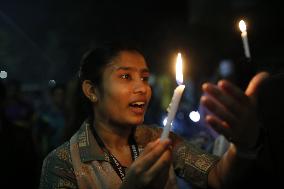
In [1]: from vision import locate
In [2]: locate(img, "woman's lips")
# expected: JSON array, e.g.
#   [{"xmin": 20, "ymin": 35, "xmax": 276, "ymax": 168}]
[{"xmin": 129, "ymin": 101, "xmax": 146, "ymax": 114}]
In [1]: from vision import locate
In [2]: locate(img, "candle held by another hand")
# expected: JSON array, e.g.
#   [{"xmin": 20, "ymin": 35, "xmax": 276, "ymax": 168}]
[
  {"xmin": 239, "ymin": 20, "xmax": 251, "ymax": 59},
  {"xmin": 161, "ymin": 53, "xmax": 185, "ymax": 140}
]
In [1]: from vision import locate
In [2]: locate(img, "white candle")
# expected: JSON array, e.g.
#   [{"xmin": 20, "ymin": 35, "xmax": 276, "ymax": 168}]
[
  {"xmin": 239, "ymin": 20, "xmax": 251, "ymax": 59},
  {"xmin": 161, "ymin": 53, "xmax": 185, "ymax": 140}
]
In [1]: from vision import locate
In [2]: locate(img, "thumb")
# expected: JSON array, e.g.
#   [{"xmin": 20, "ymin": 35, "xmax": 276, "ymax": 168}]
[{"xmin": 245, "ymin": 71, "xmax": 270, "ymax": 97}]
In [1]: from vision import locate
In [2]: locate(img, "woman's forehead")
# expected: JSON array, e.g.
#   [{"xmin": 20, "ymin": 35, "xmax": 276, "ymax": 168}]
[{"xmin": 107, "ymin": 51, "xmax": 149, "ymax": 71}]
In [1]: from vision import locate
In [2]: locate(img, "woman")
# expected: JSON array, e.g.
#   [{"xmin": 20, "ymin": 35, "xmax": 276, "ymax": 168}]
[{"xmin": 39, "ymin": 42, "xmax": 269, "ymax": 189}]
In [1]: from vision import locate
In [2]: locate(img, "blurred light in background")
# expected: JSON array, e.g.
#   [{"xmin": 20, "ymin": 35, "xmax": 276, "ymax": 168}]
[
  {"xmin": 48, "ymin": 79, "xmax": 56, "ymax": 87},
  {"xmin": 0, "ymin": 71, "xmax": 7, "ymax": 79},
  {"xmin": 148, "ymin": 74, "xmax": 156, "ymax": 86},
  {"xmin": 218, "ymin": 59, "xmax": 234, "ymax": 77},
  {"xmin": 189, "ymin": 111, "xmax": 200, "ymax": 122}
]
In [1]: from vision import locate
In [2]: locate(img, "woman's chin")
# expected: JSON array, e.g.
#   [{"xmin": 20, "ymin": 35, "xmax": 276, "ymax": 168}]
[{"xmin": 128, "ymin": 117, "xmax": 144, "ymax": 126}]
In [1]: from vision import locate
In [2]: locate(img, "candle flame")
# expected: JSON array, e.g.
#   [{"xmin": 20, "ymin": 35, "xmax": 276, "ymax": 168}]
[
  {"xmin": 176, "ymin": 53, "xmax": 183, "ymax": 85},
  {"xmin": 239, "ymin": 20, "xmax": 247, "ymax": 32}
]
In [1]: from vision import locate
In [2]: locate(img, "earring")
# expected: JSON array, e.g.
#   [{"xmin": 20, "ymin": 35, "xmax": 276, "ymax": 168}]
[{"xmin": 90, "ymin": 95, "xmax": 97, "ymax": 102}]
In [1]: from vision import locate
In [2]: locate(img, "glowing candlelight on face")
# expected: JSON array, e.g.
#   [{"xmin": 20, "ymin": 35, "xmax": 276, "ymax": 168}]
[
  {"xmin": 161, "ymin": 53, "xmax": 185, "ymax": 140},
  {"xmin": 239, "ymin": 20, "xmax": 251, "ymax": 59}
]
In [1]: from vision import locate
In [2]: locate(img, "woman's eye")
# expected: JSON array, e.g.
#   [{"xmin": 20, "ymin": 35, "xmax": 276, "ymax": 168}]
[{"xmin": 121, "ymin": 74, "xmax": 130, "ymax": 79}]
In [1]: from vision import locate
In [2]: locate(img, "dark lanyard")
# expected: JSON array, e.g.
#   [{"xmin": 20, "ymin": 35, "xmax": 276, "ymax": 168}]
[{"xmin": 91, "ymin": 127, "xmax": 139, "ymax": 181}]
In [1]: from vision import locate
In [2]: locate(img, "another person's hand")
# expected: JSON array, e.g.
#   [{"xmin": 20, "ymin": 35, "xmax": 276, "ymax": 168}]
[
  {"xmin": 200, "ymin": 71, "xmax": 269, "ymax": 151},
  {"xmin": 120, "ymin": 139, "xmax": 172, "ymax": 189}
]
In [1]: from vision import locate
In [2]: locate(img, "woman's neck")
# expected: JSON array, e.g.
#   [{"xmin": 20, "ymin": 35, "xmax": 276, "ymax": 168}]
[{"xmin": 93, "ymin": 119, "xmax": 133, "ymax": 149}]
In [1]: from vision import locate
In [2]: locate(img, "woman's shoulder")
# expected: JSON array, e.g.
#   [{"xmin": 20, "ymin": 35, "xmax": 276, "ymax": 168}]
[
  {"xmin": 42, "ymin": 141, "xmax": 73, "ymax": 169},
  {"xmin": 40, "ymin": 141, "xmax": 78, "ymax": 189}
]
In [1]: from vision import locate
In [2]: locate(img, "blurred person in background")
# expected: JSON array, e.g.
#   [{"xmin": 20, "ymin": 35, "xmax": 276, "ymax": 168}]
[
  {"xmin": 34, "ymin": 83, "xmax": 67, "ymax": 163},
  {"xmin": 0, "ymin": 79, "xmax": 39, "ymax": 188}
]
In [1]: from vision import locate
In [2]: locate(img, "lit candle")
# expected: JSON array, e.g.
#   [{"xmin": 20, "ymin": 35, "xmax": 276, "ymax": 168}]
[
  {"xmin": 161, "ymin": 53, "xmax": 185, "ymax": 140},
  {"xmin": 239, "ymin": 20, "xmax": 251, "ymax": 59}
]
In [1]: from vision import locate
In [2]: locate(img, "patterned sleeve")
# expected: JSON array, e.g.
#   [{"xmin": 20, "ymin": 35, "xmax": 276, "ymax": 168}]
[
  {"xmin": 39, "ymin": 142, "xmax": 78, "ymax": 189},
  {"xmin": 172, "ymin": 137, "xmax": 220, "ymax": 188},
  {"xmin": 135, "ymin": 124, "xmax": 220, "ymax": 188}
]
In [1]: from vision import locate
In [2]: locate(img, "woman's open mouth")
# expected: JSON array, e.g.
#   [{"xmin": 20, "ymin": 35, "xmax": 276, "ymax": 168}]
[{"xmin": 129, "ymin": 101, "xmax": 146, "ymax": 114}]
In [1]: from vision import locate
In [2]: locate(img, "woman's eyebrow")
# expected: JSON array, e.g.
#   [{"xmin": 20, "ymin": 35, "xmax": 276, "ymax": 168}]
[{"xmin": 112, "ymin": 66, "xmax": 149, "ymax": 73}]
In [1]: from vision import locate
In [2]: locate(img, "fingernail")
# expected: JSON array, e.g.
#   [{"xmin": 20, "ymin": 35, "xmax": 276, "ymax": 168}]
[
  {"xmin": 202, "ymin": 83, "xmax": 209, "ymax": 90},
  {"xmin": 218, "ymin": 80, "xmax": 226, "ymax": 88},
  {"xmin": 200, "ymin": 96, "xmax": 208, "ymax": 105},
  {"xmin": 163, "ymin": 139, "xmax": 172, "ymax": 146},
  {"xmin": 149, "ymin": 139, "xmax": 160, "ymax": 146}
]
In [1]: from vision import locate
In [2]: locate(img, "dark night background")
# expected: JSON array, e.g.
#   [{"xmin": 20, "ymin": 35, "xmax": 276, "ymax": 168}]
[
  {"xmin": 0, "ymin": 0, "xmax": 284, "ymax": 188},
  {"xmin": 1, "ymin": 0, "xmax": 283, "ymax": 84}
]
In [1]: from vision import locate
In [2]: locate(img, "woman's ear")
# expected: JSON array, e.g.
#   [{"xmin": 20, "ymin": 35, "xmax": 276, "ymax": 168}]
[{"xmin": 82, "ymin": 80, "xmax": 98, "ymax": 103}]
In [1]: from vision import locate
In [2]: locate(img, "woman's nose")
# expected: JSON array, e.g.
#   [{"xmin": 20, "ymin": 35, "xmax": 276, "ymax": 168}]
[{"xmin": 133, "ymin": 80, "xmax": 148, "ymax": 94}]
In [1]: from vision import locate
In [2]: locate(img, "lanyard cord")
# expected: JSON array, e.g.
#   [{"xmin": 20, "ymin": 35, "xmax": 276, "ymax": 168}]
[{"xmin": 91, "ymin": 126, "xmax": 139, "ymax": 181}]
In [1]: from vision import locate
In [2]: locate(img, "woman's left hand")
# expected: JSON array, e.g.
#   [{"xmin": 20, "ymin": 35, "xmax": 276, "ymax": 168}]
[{"xmin": 200, "ymin": 72, "xmax": 269, "ymax": 150}]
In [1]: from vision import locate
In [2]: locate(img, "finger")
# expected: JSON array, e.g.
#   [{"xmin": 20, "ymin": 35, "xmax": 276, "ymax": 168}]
[
  {"xmin": 149, "ymin": 165, "xmax": 171, "ymax": 189},
  {"xmin": 200, "ymin": 95, "xmax": 236, "ymax": 126},
  {"xmin": 217, "ymin": 80, "xmax": 249, "ymax": 104},
  {"xmin": 205, "ymin": 115, "xmax": 233, "ymax": 141},
  {"xmin": 142, "ymin": 139, "xmax": 160, "ymax": 154},
  {"xmin": 145, "ymin": 148, "xmax": 172, "ymax": 180},
  {"xmin": 137, "ymin": 139, "xmax": 171, "ymax": 171},
  {"xmin": 245, "ymin": 71, "xmax": 270, "ymax": 97},
  {"xmin": 202, "ymin": 83, "xmax": 242, "ymax": 115}
]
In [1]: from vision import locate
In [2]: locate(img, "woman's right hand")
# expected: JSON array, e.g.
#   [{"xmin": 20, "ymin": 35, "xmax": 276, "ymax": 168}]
[{"xmin": 120, "ymin": 139, "xmax": 172, "ymax": 189}]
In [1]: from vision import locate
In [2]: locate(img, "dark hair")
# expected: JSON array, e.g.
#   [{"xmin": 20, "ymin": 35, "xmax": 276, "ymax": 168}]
[{"xmin": 78, "ymin": 41, "xmax": 146, "ymax": 89}]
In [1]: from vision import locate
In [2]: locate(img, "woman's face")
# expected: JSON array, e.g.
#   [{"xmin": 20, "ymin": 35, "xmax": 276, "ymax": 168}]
[{"xmin": 94, "ymin": 50, "xmax": 152, "ymax": 127}]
